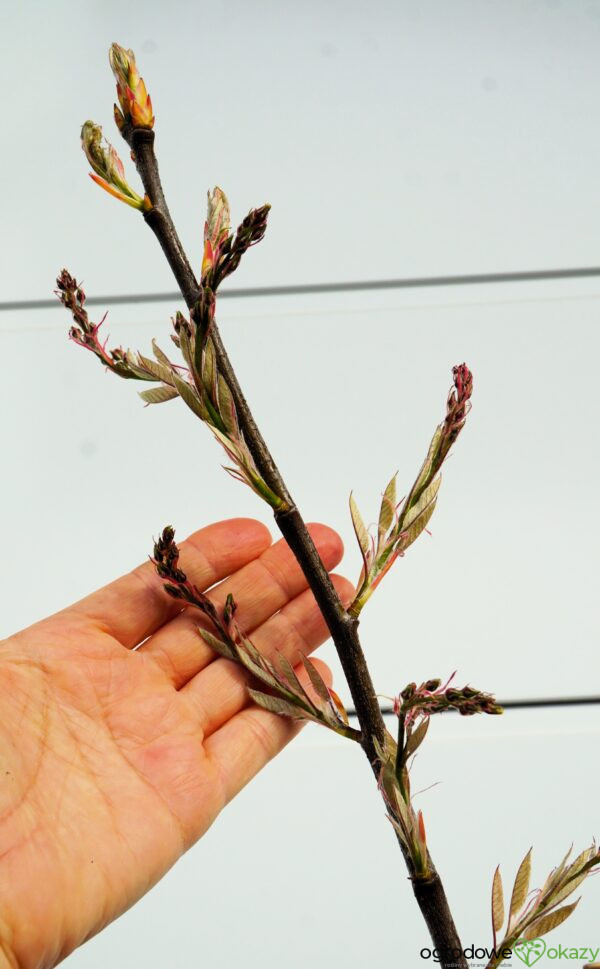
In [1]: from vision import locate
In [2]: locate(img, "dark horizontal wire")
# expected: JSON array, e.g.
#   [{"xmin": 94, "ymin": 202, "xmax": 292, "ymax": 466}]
[
  {"xmin": 347, "ymin": 695, "xmax": 600, "ymax": 719},
  {"xmin": 3, "ymin": 265, "xmax": 600, "ymax": 312}
]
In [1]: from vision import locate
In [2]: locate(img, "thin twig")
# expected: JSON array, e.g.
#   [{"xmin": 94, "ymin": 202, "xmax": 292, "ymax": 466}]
[{"xmin": 123, "ymin": 123, "xmax": 467, "ymax": 968}]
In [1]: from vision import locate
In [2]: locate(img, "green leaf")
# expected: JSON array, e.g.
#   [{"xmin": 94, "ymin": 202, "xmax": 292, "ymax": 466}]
[
  {"xmin": 509, "ymin": 848, "xmax": 532, "ymax": 921},
  {"xmin": 349, "ymin": 493, "xmax": 370, "ymax": 564},
  {"xmin": 378, "ymin": 474, "xmax": 397, "ymax": 545},
  {"xmin": 492, "ymin": 866, "xmax": 505, "ymax": 934},
  {"xmin": 139, "ymin": 384, "xmax": 179, "ymax": 405},
  {"xmin": 523, "ymin": 899, "xmax": 580, "ymax": 940}
]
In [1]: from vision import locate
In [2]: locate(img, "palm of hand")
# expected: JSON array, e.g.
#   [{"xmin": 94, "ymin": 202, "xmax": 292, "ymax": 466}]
[{"xmin": 0, "ymin": 519, "xmax": 349, "ymax": 969}]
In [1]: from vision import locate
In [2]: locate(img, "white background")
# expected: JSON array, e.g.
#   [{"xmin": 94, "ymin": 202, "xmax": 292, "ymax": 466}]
[{"xmin": 1, "ymin": 1, "xmax": 599, "ymax": 966}]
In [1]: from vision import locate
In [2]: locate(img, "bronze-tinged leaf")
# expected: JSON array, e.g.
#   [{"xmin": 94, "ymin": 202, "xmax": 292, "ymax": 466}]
[
  {"xmin": 210, "ymin": 425, "xmax": 244, "ymax": 463},
  {"xmin": 139, "ymin": 384, "xmax": 179, "ymax": 404},
  {"xmin": 562, "ymin": 844, "xmax": 598, "ymax": 885},
  {"xmin": 387, "ymin": 812, "xmax": 410, "ymax": 848},
  {"xmin": 391, "ymin": 780, "xmax": 412, "ymax": 827},
  {"xmin": 301, "ymin": 657, "xmax": 331, "ymax": 704},
  {"xmin": 201, "ymin": 338, "xmax": 218, "ymax": 400},
  {"xmin": 523, "ymin": 899, "xmax": 580, "ymax": 940},
  {"xmin": 328, "ymin": 687, "xmax": 350, "ymax": 725},
  {"xmin": 509, "ymin": 848, "xmax": 532, "ymax": 922},
  {"xmin": 405, "ymin": 717, "xmax": 430, "ymax": 758},
  {"xmin": 177, "ymin": 322, "xmax": 194, "ymax": 369},
  {"xmin": 172, "ymin": 372, "xmax": 208, "ymax": 420},
  {"xmin": 378, "ymin": 474, "xmax": 397, "ymax": 545},
  {"xmin": 541, "ymin": 845, "xmax": 573, "ymax": 897},
  {"xmin": 152, "ymin": 338, "xmax": 175, "ymax": 369},
  {"xmin": 236, "ymin": 645, "xmax": 282, "ymax": 692},
  {"xmin": 217, "ymin": 374, "xmax": 239, "ymax": 439},
  {"xmin": 550, "ymin": 870, "xmax": 591, "ymax": 910},
  {"xmin": 277, "ymin": 654, "xmax": 311, "ymax": 705},
  {"xmin": 349, "ymin": 493, "xmax": 370, "ymax": 565},
  {"xmin": 402, "ymin": 475, "xmax": 441, "ymax": 530},
  {"xmin": 410, "ymin": 425, "xmax": 443, "ymax": 498},
  {"xmin": 118, "ymin": 349, "xmax": 156, "ymax": 381},
  {"xmin": 197, "ymin": 627, "xmax": 234, "ymax": 660},
  {"xmin": 492, "ymin": 865, "xmax": 505, "ymax": 934},
  {"xmin": 135, "ymin": 352, "xmax": 177, "ymax": 386},
  {"xmin": 247, "ymin": 689, "xmax": 308, "ymax": 720},
  {"xmin": 549, "ymin": 846, "xmax": 598, "ymax": 910},
  {"xmin": 400, "ymin": 495, "xmax": 437, "ymax": 552}
]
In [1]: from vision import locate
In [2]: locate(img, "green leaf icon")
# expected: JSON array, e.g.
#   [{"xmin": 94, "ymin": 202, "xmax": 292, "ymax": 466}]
[{"xmin": 513, "ymin": 937, "xmax": 546, "ymax": 966}]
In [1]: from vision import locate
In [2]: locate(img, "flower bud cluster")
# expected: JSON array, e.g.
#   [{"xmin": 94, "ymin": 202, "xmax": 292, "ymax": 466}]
[{"xmin": 395, "ymin": 674, "xmax": 502, "ymax": 726}]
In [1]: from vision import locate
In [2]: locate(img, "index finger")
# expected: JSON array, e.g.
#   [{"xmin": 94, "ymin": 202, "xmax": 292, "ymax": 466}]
[{"xmin": 68, "ymin": 517, "xmax": 272, "ymax": 647}]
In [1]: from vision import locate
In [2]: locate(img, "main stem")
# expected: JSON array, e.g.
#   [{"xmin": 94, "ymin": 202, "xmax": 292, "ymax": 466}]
[{"xmin": 127, "ymin": 126, "xmax": 466, "ymax": 968}]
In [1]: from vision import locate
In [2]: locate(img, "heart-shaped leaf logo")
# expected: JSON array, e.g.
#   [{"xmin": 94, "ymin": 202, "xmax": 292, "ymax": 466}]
[{"xmin": 513, "ymin": 937, "xmax": 547, "ymax": 966}]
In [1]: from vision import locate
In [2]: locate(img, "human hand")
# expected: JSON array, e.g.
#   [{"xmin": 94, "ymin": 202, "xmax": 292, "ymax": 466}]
[{"xmin": 0, "ymin": 518, "xmax": 352, "ymax": 969}]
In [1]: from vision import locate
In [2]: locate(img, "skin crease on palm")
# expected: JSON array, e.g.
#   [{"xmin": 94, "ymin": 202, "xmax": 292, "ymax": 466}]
[{"xmin": 0, "ymin": 517, "xmax": 353, "ymax": 969}]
